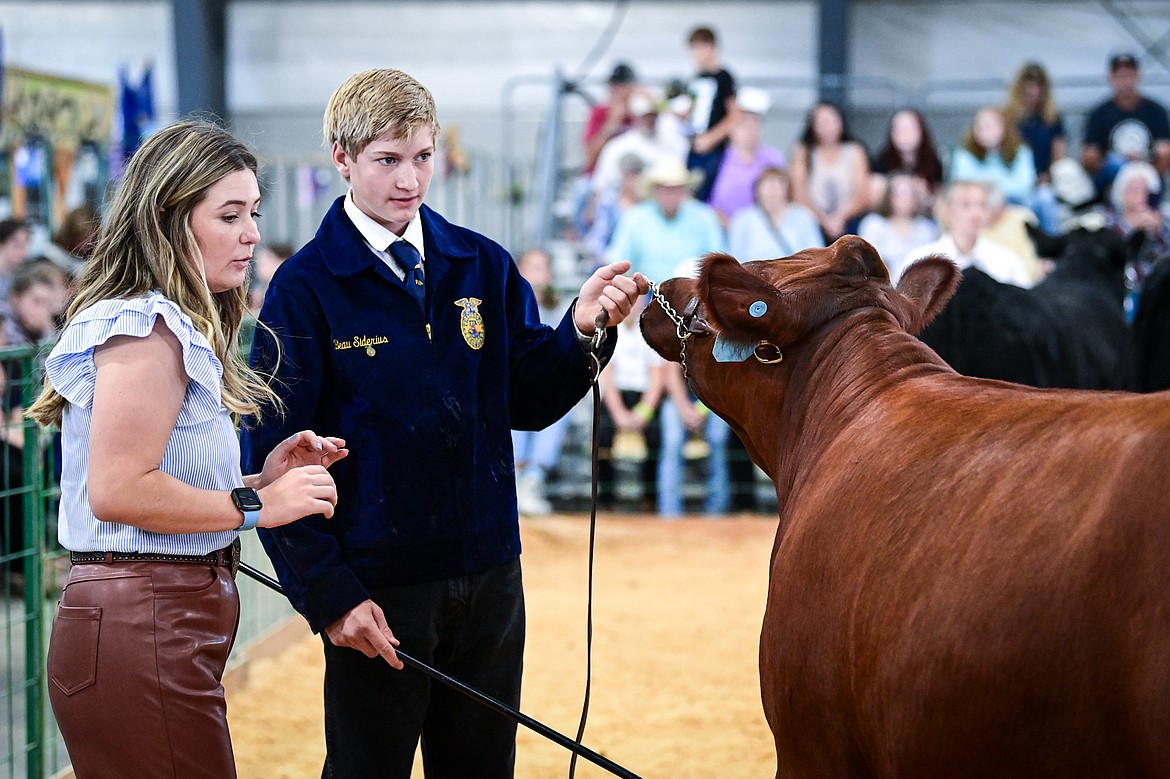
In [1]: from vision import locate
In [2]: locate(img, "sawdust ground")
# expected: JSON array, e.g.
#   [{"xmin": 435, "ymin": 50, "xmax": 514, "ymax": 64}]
[{"xmin": 226, "ymin": 515, "xmax": 778, "ymax": 778}]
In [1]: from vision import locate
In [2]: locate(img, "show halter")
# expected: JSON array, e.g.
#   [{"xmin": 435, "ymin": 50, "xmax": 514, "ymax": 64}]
[{"xmin": 647, "ymin": 279, "xmax": 784, "ymax": 381}]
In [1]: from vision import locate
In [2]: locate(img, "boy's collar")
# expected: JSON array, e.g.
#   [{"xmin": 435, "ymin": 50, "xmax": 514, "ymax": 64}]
[
  {"xmin": 343, "ymin": 191, "xmax": 425, "ymax": 255},
  {"xmin": 320, "ymin": 197, "xmax": 478, "ymax": 278}
]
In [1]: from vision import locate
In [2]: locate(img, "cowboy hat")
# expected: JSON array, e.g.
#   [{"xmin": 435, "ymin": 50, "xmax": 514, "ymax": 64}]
[{"xmin": 644, "ymin": 157, "xmax": 702, "ymax": 189}]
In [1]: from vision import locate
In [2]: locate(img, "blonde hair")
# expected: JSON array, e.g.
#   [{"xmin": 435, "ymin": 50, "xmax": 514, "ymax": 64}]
[
  {"xmin": 323, "ymin": 69, "xmax": 440, "ymax": 159},
  {"xmin": 28, "ymin": 118, "xmax": 281, "ymax": 428},
  {"xmin": 960, "ymin": 106, "xmax": 1024, "ymax": 166},
  {"xmin": 1004, "ymin": 62, "xmax": 1059, "ymax": 126}
]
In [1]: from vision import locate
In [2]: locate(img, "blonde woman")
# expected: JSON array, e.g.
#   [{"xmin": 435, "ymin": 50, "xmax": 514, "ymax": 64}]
[
  {"xmin": 1003, "ymin": 62, "xmax": 1066, "ymax": 182},
  {"xmin": 28, "ymin": 119, "xmax": 347, "ymax": 777},
  {"xmin": 950, "ymin": 106, "xmax": 1037, "ymax": 206}
]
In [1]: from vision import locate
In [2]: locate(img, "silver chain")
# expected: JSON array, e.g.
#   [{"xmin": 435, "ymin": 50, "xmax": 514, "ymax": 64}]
[{"xmin": 648, "ymin": 280, "xmax": 691, "ymax": 381}]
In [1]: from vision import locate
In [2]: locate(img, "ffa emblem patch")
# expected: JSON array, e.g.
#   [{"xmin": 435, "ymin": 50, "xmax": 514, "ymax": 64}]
[{"xmin": 454, "ymin": 297, "xmax": 485, "ymax": 350}]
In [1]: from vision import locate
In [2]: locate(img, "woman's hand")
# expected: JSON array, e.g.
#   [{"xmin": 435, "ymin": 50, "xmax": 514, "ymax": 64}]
[
  {"xmin": 615, "ymin": 407, "xmax": 642, "ymax": 432},
  {"xmin": 256, "ymin": 430, "xmax": 348, "ymax": 489},
  {"xmin": 680, "ymin": 402, "xmax": 707, "ymax": 432},
  {"xmin": 256, "ymin": 465, "xmax": 338, "ymax": 527}
]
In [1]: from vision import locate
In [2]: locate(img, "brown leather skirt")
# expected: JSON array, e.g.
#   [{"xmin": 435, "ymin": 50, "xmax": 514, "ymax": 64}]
[{"xmin": 48, "ymin": 559, "xmax": 241, "ymax": 778}]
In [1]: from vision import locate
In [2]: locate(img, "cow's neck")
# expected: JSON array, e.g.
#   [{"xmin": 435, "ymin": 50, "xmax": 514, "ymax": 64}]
[{"xmin": 768, "ymin": 307, "xmax": 948, "ymax": 510}]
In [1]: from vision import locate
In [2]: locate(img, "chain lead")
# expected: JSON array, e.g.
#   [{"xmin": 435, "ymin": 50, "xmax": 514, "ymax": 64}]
[{"xmin": 648, "ymin": 280, "xmax": 692, "ymax": 382}]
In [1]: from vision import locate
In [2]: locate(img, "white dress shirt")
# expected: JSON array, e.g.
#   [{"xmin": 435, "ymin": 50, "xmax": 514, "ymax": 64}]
[
  {"xmin": 343, "ymin": 190, "xmax": 426, "ymax": 279},
  {"xmin": 897, "ymin": 234, "xmax": 1034, "ymax": 288}
]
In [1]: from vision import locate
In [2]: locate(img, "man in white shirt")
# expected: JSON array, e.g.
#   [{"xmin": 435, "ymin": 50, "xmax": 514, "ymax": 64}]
[
  {"xmin": 897, "ymin": 180, "xmax": 1033, "ymax": 288},
  {"xmin": 590, "ymin": 91, "xmax": 669, "ymax": 196}
]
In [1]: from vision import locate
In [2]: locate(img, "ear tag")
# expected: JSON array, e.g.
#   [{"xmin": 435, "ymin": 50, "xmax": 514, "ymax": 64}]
[
  {"xmin": 713, "ymin": 336, "xmax": 755, "ymax": 363},
  {"xmin": 749, "ymin": 301, "xmax": 768, "ymax": 318}
]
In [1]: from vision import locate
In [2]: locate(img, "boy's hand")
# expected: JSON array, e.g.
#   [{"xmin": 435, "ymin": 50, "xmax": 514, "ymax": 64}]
[
  {"xmin": 574, "ymin": 261, "xmax": 650, "ymax": 334},
  {"xmin": 325, "ymin": 599, "xmax": 403, "ymax": 669}
]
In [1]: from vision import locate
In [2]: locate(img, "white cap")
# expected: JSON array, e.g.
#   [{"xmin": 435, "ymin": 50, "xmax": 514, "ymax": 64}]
[{"xmin": 736, "ymin": 86, "xmax": 771, "ymax": 115}]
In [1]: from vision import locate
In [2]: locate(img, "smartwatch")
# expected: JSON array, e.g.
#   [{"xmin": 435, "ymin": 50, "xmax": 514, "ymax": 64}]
[{"xmin": 231, "ymin": 487, "xmax": 263, "ymax": 531}]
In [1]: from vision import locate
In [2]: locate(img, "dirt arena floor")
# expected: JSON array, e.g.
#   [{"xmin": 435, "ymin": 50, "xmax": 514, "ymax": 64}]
[{"xmin": 226, "ymin": 515, "xmax": 779, "ymax": 778}]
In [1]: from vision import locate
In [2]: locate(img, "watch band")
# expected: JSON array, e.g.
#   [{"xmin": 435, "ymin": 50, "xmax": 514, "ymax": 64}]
[
  {"xmin": 231, "ymin": 487, "xmax": 263, "ymax": 531},
  {"xmin": 236, "ymin": 509, "xmax": 261, "ymax": 531}
]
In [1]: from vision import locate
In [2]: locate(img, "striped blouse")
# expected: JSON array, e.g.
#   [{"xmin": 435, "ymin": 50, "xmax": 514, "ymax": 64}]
[{"xmin": 45, "ymin": 293, "xmax": 242, "ymax": 555}]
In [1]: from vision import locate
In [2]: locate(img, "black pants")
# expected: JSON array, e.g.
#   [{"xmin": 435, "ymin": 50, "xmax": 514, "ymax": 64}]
[
  {"xmin": 321, "ymin": 559, "xmax": 525, "ymax": 779},
  {"xmin": 598, "ymin": 389, "xmax": 660, "ymax": 510},
  {"xmin": 687, "ymin": 147, "xmax": 725, "ymax": 203},
  {"xmin": 728, "ymin": 433, "xmax": 759, "ymax": 512}
]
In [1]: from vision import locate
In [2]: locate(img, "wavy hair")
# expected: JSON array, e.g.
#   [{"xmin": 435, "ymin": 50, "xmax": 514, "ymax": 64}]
[
  {"xmin": 873, "ymin": 108, "xmax": 944, "ymax": 188},
  {"xmin": 28, "ymin": 118, "xmax": 281, "ymax": 428},
  {"xmin": 797, "ymin": 102, "xmax": 857, "ymax": 149},
  {"xmin": 1004, "ymin": 62, "xmax": 1059, "ymax": 126},
  {"xmin": 960, "ymin": 106, "xmax": 1024, "ymax": 166}
]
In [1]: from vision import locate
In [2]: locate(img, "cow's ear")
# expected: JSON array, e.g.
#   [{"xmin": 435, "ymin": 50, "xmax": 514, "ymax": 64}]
[
  {"xmin": 895, "ymin": 255, "xmax": 961, "ymax": 335},
  {"xmin": 699, "ymin": 253, "xmax": 806, "ymax": 344}
]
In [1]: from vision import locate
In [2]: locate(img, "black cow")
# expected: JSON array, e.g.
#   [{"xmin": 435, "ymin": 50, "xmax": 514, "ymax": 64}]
[
  {"xmin": 1133, "ymin": 253, "xmax": 1170, "ymax": 392},
  {"xmin": 918, "ymin": 226, "xmax": 1140, "ymax": 390}
]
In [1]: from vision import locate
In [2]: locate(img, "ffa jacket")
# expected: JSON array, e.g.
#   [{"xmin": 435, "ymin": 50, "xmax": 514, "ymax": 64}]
[{"xmin": 241, "ymin": 198, "xmax": 613, "ymax": 632}]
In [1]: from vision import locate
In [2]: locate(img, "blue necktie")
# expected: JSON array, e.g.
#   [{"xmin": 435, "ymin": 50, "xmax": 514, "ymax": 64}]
[{"xmin": 388, "ymin": 239, "xmax": 426, "ymax": 313}]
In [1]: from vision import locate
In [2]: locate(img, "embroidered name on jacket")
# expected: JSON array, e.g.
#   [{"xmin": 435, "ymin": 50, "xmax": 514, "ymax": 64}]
[
  {"xmin": 333, "ymin": 335, "xmax": 389, "ymax": 350},
  {"xmin": 454, "ymin": 298, "xmax": 485, "ymax": 350}
]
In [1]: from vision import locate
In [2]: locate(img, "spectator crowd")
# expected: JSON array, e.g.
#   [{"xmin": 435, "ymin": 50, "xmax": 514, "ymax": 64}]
[
  {"xmin": 4, "ymin": 30, "xmax": 1170, "ymax": 529},
  {"xmin": 546, "ymin": 31, "xmax": 1170, "ymax": 517}
]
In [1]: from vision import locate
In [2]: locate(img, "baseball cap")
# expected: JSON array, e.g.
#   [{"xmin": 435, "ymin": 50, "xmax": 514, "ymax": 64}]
[
  {"xmin": 736, "ymin": 86, "xmax": 772, "ymax": 115},
  {"xmin": 608, "ymin": 63, "xmax": 636, "ymax": 85},
  {"xmin": 1109, "ymin": 52, "xmax": 1139, "ymax": 71}
]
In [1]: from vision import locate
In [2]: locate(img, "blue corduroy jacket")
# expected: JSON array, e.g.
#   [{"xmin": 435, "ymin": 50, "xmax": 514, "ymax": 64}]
[{"xmin": 241, "ymin": 198, "xmax": 613, "ymax": 632}]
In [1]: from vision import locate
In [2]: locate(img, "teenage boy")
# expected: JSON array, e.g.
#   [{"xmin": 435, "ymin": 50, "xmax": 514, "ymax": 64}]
[
  {"xmin": 242, "ymin": 68, "xmax": 647, "ymax": 778},
  {"xmin": 685, "ymin": 25, "xmax": 739, "ymax": 202}
]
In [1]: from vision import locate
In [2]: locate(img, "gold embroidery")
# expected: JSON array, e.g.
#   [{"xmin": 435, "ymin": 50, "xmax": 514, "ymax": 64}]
[
  {"xmin": 335, "ymin": 335, "xmax": 389, "ymax": 351},
  {"xmin": 454, "ymin": 298, "xmax": 485, "ymax": 350},
  {"xmin": 353, "ymin": 335, "xmax": 389, "ymax": 349}
]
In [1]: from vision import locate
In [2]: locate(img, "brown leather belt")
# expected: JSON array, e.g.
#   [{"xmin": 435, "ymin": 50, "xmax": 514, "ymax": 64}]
[{"xmin": 70, "ymin": 538, "xmax": 241, "ymax": 578}]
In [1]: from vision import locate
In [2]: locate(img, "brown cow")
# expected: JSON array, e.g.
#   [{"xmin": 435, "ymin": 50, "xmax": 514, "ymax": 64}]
[{"xmin": 639, "ymin": 235, "xmax": 1170, "ymax": 778}]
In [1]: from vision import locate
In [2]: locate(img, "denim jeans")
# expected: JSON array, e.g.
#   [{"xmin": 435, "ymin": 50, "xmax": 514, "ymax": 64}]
[
  {"xmin": 704, "ymin": 413, "xmax": 731, "ymax": 514},
  {"xmin": 657, "ymin": 399, "xmax": 731, "ymax": 516},
  {"xmin": 1027, "ymin": 184, "xmax": 1063, "ymax": 235},
  {"xmin": 511, "ymin": 416, "xmax": 568, "ymax": 474},
  {"xmin": 321, "ymin": 560, "xmax": 525, "ymax": 779}
]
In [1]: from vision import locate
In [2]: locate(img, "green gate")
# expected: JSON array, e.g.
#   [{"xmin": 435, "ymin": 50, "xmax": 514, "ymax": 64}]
[{"xmin": 0, "ymin": 344, "xmax": 68, "ymax": 778}]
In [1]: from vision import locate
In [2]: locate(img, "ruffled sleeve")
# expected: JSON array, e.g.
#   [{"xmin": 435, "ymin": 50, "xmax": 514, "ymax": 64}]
[{"xmin": 45, "ymin": 293, "xmax": 225, "ymax": 426}]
